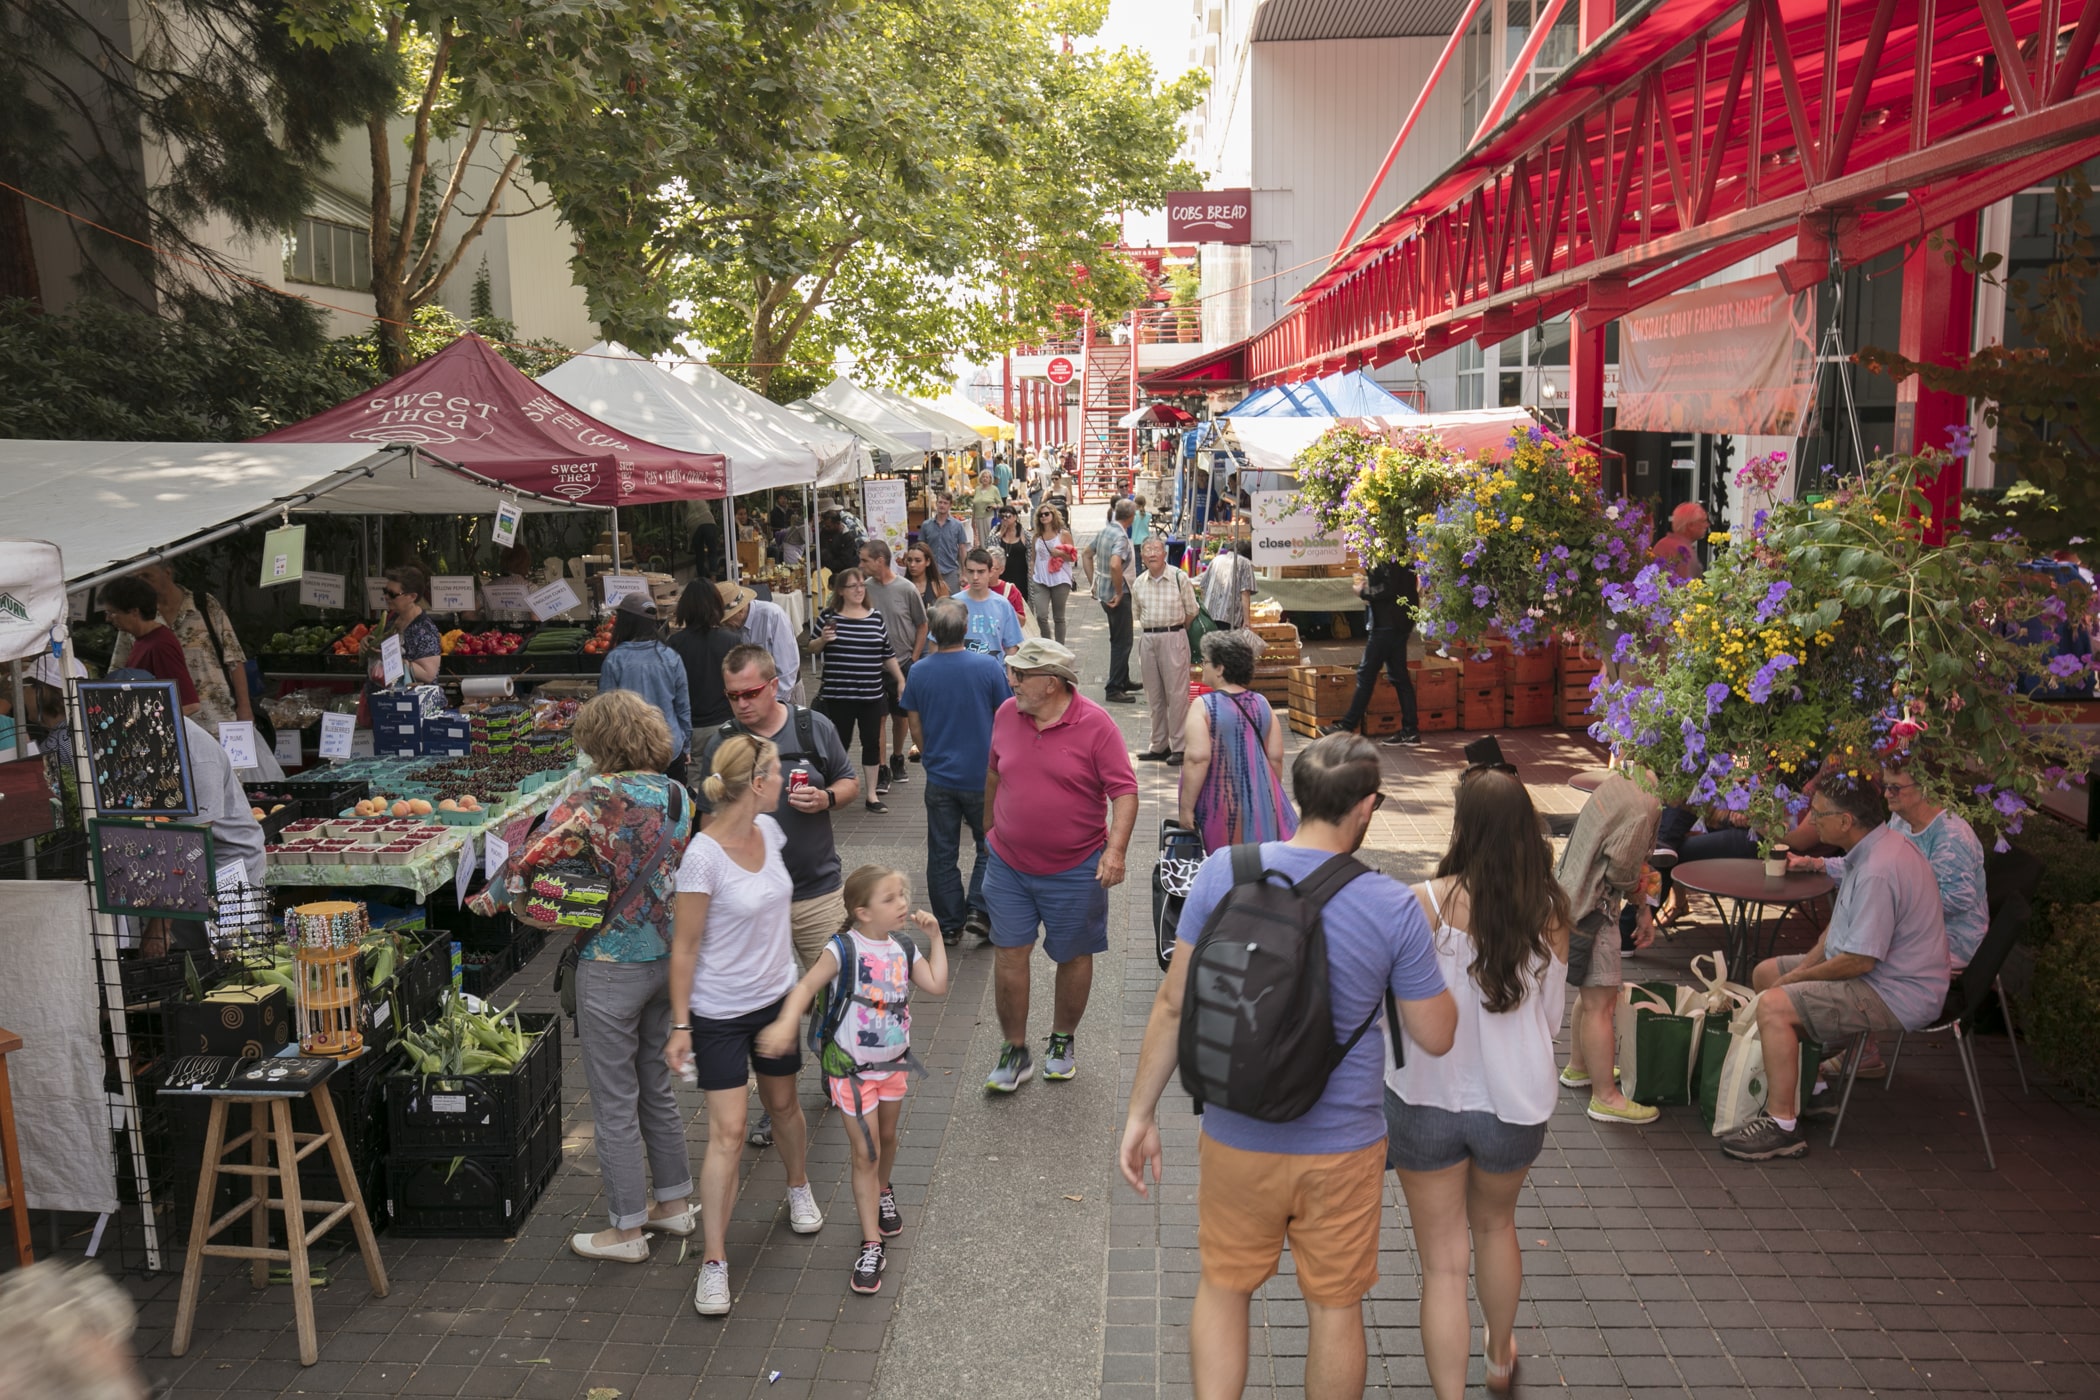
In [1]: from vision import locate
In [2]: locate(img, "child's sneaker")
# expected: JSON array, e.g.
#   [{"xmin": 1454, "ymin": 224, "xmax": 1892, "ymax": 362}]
[
  {"xmin": 850, "ymin": 1239, "xmax": 886, "ymax": 1294},
  {"xmin": 877, "ymin": 1186, "xmax": 903, "ymax": 1238}
]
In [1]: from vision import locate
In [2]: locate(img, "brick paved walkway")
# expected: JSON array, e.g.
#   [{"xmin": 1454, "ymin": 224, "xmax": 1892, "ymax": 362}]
[{"xmin": 127, "ymin": 521, "xmax": 2100, "ymax": 1399}]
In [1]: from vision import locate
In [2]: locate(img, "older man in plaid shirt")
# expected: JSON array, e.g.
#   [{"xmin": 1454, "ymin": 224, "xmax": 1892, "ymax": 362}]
[{"xmin": 1131, "ymin": 537, "xmax": 1199, "ymax": 765}]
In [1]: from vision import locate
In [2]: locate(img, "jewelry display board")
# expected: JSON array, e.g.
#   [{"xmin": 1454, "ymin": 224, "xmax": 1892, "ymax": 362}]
[
  {"xmin": 89, "ymin": 819, "xmax": 216, "ymax": 918},
  {"xmin": 79, "ymin": 680, "xmax": 196, "ymax": 816}
]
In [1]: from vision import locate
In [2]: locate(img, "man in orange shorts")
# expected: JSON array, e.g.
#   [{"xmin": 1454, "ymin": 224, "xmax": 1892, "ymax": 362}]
[{"xmin": 1119, "ymin": 735, "xmax": 1457, "ymax": 1398}]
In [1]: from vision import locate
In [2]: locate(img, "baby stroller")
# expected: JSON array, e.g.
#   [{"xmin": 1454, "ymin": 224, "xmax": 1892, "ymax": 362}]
[{"xmin": 1152, "ymin": 821, "xmax": 1206, "ymax": 971}]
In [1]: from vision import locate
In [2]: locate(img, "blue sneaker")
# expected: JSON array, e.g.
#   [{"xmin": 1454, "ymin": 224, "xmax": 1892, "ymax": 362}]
[
  {"xmin": 1043, "ymin": 1033, "xmax": 1076, "ymax": 1081},
  {"xmin": 985, "ymin": 1043, "xmax": 1033, "ymax": 1093}
]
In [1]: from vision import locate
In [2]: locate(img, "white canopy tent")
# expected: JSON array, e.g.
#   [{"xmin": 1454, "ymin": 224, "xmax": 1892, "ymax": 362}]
[
  {"xmin": 0, "ymin": 441, "xmax": 601, "ymax": 591},
  {"xmin": 538, "ymin": 343, "xmax": 859, "ymax": 494},
  {"xmin": 853, "ymin": 382, "xmax": 982, "ymax": 451},
  {"xmin": 916, "ymin": 391, "xmax": 1012, "ymax": 440},
  {"xmin": 1223, "ymin": 409, "xmax": 1538, "ymax": 475},
  {"xmin": 788, "ymin": 400, "xmax": 923, "ymax": 475},
  {"xmin": 808, "ymin": 377, "xmax": 949, "ymax": 452}
]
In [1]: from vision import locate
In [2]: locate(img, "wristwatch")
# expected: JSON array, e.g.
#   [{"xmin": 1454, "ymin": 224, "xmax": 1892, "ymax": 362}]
[{"xmin": 826, "ymin": 788, "xmax": 838, "ymax": 809}]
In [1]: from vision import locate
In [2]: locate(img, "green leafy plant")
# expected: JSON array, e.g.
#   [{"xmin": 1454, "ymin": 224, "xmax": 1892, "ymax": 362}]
[
  {"xmin": 1292, "ymin": 425, "xmax": 1461, "ymax": 569},
  {"xmin": 2024, "ymin": 902, "xmax": 2100, "ymax": 1103},
  {"xmin": 1411, "ymin": 426, "xmax": 1648, "ymax": 649},
  {"xmin": 1591, "ymin": 449, "xmax": 2093, "ymax": 846}
]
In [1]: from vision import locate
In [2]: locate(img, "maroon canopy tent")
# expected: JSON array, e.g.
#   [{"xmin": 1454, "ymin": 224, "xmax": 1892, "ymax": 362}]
[{"xmin": 258, "ymin": 334, "xmax": 726, "ymax": 503}]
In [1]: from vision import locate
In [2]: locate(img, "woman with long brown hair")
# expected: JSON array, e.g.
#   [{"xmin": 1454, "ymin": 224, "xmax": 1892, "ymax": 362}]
[{"xmin": 1385, "ymin": 769, "xmax": 1571, "ymax": 1397}]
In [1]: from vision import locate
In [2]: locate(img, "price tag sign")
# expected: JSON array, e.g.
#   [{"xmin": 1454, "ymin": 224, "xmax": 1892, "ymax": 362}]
[
  {"xmin": 492, "ymin": 499, "xmax": 523, "ymax": 547},
  {"xmin": 274, "ymin": 727, "xmax": 303, "ymax": 767},
  {"xmin": 68, "ymin": 590, "xmax": 88, "ymax": 623},
  {"xmin": 350, "ymin": 728, "xmax": 375, "ymax": 759},
  {"xmin": 380, "ymin": 634, "xmax": 404, "ymax": 687},
  {"xmin": 366, "ymin": 577, "xmax": 389, "ymax": 612},
  {"xmin": 216, "ymin": 720, "xmax": 258, "ymax": 769},
  {"xmin": 318, "ymin": 712, "xmax": 355, "ymax": 760},
  {"xmin": 484, "ymin": 832, "xmax": 509, "ymax": 879},
  {"xmin": 481, "ymin": 580, "xmax": 531, "ymax": 614},
  {"xmin": 601, "ymin": 574, "xmax": 650, "ymax": 609},
  {"xmin": 259, "ymin": 525, "xmax": 307, "ymax": 586},
  {"xmin": 298, "ymin": 570, "xmax": 345, "ymax": 610},
  {"xmin": 454, "ymin": 831, "xmax": 478, "ymax": 906},
  {"xmin": 527, "ymin": 576, "xmax": 582, "ymax": 621},
  {"xmin": 429, "ymin": 575, "xmax": 477, "ymax": 612}
]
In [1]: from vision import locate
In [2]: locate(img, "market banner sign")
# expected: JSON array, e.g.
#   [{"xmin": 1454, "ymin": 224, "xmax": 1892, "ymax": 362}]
[
  {"xmin": 1251, "ymin": 490, "xmax": 1347, "ymax": 568},
  {"xmin": 860, "ymin": 477, "xmax": 909, "ymax": 556},
  {"xmin": 1167, "ymin": 189, "xmax": 1252, "ymax": 245},
  {"xmin": 1615, "ymin": 275, "xmax": 1817, "ymax": 435},
  {"xmin": 0, "ymin": 540, "xmax": 65, "ymax": 665},
  {"xmin": 1011, "ymin": 353, "xmax": 1084, "ymax": 384}
]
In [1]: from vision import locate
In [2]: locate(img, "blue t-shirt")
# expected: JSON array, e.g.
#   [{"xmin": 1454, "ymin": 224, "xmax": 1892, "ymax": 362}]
[
  {"xmin": 959, "ymin": 593, "xmax": 1023, "ymax": 657},
  {"xmin": 900, "ymin": 648, "xmax": 1011, "ymax": 791},
  {"xmin": 920, "ymin": 515, "xmax": 971, "ymax": 578},
  {"xmin": 1177, "ymin": 843, "xmax": 1445, "ymax": 1155}
]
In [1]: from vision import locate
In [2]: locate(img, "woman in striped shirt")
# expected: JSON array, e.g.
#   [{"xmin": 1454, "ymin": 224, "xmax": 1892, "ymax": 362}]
[{"xmin": 813, "ymin": 568, "xmax": 906, "ymax": 813}]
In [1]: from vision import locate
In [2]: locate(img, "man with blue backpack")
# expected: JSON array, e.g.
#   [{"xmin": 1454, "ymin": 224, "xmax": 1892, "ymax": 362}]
[{"xmin": 1119, "ymin": 734, "xmax": 1457, "ymax": 1400}]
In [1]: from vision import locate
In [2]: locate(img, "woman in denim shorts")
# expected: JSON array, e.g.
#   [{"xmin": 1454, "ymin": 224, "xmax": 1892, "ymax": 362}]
[{"xmin": 1385, "ymin": 770, "xmax": 1571, "ymax": 1397}]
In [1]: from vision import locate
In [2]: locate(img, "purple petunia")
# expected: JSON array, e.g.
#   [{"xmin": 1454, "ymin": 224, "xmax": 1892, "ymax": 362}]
[
  {"xmin": 1755, "ymin": 580, "xmax": 1792, "ymax": 623},
  {"xmin": 1745, "ymin": 653, "xmax": 1798, "ymax": 704},
  {"xmin": 1471, "ymin": 585, "xmax": 1491, "ymax": 608},
  {"xmin": 2045, "ymin": 652, "xmax": 2092, "ymax": 679},
  {"xmin": 1705, "ymin": 681, "xmax": 1732, "ymax": 716},
  {"xmin": 1993, "ymin": 791, "xmax": 2028, "ymax": 818},
  {"xmin": 1946, "ymin": 423, "xmax": 1974, "ymax": 457}
]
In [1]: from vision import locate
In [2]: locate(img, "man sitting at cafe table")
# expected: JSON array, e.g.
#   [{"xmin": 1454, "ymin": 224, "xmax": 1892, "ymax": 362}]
[{"xmin": 1719, "ymin": 767, "xmax": 1949, "ymax": 1163}]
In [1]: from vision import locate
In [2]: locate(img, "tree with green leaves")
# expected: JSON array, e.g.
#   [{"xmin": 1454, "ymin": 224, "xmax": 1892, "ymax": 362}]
[
  {"xmin": 0, "ymin": 0, "xmax": 395, "ymax": 303},
  {"xmin": 1858, "ymin": 170, "xmax": 2100, "ymax": 547},
  {"xmin": 272, "ymin": 0, "xmax": 849, "ymax": 375},
  {"xmin": 613, "ymin": 0, "xmax": 1203, "ymax": 397}
]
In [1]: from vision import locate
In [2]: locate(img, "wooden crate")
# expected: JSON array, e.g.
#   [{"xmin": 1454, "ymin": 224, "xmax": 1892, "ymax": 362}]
[
  {"xmin": 1460, "ymin": 646, "xmax": 1507, "ymax": 685},
  {"xmin": 1461, "ymin": 684, "xmax": 1505, "ymax": 731},
  {"xmin": 1288, "ymin": 712, "xmax": 1327, "ymax": 739},
  {"xmin": 1506, "ymin": 646, "xmax": 1556, "ymax": 685},
  {"xmin": 1364, "ymin": 710, "xmax": 1405, "ymax": 736},
  {"xmin": 1413, "ymin": 669, "xmax": 1459, "ymax": 710},
  {"xmin": 1418, "ymin": 706, "xmax": 1458, "ymax": 733},
  {"xmin": 1504, "ymin": 683, "xmax": 1554, "ymax": 728},
  {"xmin": 1251, "ymin": 621, "xmax": 1300, "ymax": 645},
  {"xmin": 1557, "ymin": 694, "xmax": 1596, "ymax": 727}
]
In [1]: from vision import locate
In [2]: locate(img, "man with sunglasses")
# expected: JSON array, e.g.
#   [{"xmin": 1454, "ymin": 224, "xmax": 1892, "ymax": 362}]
[{"xmin": 1721, "ymin": 768, "xmax": 1948, "ymax": 1162}]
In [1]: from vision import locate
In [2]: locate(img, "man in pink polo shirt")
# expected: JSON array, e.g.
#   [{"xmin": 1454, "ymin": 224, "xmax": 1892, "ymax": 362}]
[{"xmin": 981, "ymin": 636, "xmax": 1140, "ymax": 1092}]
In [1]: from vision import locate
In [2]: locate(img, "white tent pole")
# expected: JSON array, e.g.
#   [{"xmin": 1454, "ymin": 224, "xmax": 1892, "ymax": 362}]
[{"xmin": 724, "ymin": 459, "xmax": 740, "ymax": 583}]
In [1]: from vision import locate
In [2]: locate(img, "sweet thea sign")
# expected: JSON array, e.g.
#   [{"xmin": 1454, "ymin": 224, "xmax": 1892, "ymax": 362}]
[{"xmin": 1166, "ymin": 190, "xmax": 1252, "ymax": 245}]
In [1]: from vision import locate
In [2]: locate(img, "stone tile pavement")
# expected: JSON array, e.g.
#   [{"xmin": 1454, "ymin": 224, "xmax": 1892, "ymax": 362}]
[{"xmin": 122, "ymin": 518, "xmax": 2100, "ymax": 1399}]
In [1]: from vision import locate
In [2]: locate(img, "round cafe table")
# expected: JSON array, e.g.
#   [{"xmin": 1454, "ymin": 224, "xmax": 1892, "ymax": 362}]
[
  {"xmin": 1569, "ymin": 768, "xmax": 1613, "ymax": 795},
  {"xmin": 1670, "ymin": 858, "xmax": 1835, "ymax": 974}
]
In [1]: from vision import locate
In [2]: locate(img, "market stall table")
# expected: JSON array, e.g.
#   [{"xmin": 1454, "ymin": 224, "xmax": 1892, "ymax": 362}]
[
  {"xmin": 1671, "ymin": 858, "xmax": 1835, "ymax": 972},
  {"xmin": 263, "ymin": 769, "xmax": 580, "ymax": 900}
]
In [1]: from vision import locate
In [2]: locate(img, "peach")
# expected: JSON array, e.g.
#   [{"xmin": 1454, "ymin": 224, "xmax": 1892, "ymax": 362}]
[
  {"xmin": 408, "ymin": 799, "xmax": 433, "ymax": 816},
  {"xmin": 391, "ymin": 800, "xmax": 412, "ymax": 818}
]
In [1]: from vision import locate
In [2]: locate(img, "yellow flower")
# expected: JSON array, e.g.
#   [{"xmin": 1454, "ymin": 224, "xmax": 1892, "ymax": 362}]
[
  {"xmin": 1707, "ymin": 530, "xmax": 1729, "ymax": 544},
  {"xmin": 1510, "ymin": 516, "xmax": 1526, "ymax": 531}
]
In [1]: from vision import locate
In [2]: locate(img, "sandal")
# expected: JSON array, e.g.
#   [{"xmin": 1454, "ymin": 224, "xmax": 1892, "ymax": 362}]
[{"xmin": 1484, "ymin": 1326, "xmax": 1517, "ymax": 1393}]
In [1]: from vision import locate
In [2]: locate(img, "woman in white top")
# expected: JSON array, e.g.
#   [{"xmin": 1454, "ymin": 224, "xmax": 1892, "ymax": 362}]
[
  {"xmin": 1027, "ymin": 504, "xmax": 1079, "ymax": 643},
  {"xmin": 1386, "ymin": 768, "xmax": 1571, "ymax": 1397},
  {"xmin": 666, "ymin": 735, "xmax": 825, "ymax": 1318}
]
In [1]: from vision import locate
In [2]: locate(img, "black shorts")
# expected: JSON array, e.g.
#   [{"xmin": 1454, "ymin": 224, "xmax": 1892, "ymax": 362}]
[
  {"xmin": 886, "ymin": 663, "xmax": 911, "ymax": 718},
  {"xmin": 689, "ymin": 996, "xmax": 802, "ymax": 1091}
]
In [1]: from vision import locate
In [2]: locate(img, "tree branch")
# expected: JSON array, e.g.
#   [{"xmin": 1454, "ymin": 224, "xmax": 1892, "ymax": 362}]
[
  {"xmin": 407, "ymin": 119, "xmax": 485, "ymax": 286},
  {"xmin": 411, "ymin": 150, "xmax": 523, "ymax": 304},
  {"xmin": 390, "ymin": 24, "xmax": 454, "ymax": 284}
]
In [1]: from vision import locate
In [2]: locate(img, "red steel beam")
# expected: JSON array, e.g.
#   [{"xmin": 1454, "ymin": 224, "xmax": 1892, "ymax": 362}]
[{"xmin": 1248, "ymin": 0, "xmax": 2100, "ymax": 384}]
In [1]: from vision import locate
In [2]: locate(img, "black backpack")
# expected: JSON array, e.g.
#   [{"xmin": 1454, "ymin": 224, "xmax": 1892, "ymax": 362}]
[{"xmin": 1176, "ymin": 846, "xmax": 1396, "ymax": 1122}]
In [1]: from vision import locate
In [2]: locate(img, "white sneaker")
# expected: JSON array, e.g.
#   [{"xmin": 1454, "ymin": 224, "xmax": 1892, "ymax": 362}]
[
  {"xmin": 786, "ymin": 1182, "xmax": 824, "ymax": 1234},
  {"xmin": 693, "ymin": 1259, "xmax": 731, "ymax": 1316}
]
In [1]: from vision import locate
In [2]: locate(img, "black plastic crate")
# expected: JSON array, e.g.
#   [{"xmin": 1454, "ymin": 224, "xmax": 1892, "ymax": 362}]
[
  {"xmin": 118, "ymin": 949, "xmax": 226, "ymax": 1007},
  {"xmin": 385, "ymin": 1012, "xmax": 561, "ymax": 1152},
  {"xmin": 251, "ymin": 776, "xmax": 371, "ymax": 818},
  {"xmin": 384, "ymin": 1095, "xmax": 561, "ymax": 1237},
  {"xmin": 457, "ymin": 938, "xmax": 520, "ymax": 1000},
  {"xmin": 361, "ymin": 937, "xmax": 448, "ymax": 1049}
]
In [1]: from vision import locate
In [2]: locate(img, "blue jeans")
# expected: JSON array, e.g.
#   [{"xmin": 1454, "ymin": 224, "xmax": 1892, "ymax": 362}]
[{"xmin": 925, "ymin": 784, "xmax": 989, "ymax": 936}]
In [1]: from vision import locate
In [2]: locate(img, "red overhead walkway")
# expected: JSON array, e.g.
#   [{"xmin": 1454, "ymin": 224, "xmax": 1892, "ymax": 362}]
[{"xmin": 1222, "ymin": 0, "xmax": 2100, "ymax": 517}]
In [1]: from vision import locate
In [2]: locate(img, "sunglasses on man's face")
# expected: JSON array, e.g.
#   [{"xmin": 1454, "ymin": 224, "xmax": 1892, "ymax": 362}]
[{"xmin": 725, "ymin": 683, "xmax": 771, "ymax": 703}]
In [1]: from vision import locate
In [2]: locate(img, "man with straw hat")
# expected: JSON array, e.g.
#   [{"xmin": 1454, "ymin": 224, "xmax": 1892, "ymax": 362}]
[
  {"xmin": 980, "ymin": 637, "xmax": 1139, "ymax": 1091},
  {"xmin": 716, "ymin": 580, "xmax": 804, "ymax": 706}
]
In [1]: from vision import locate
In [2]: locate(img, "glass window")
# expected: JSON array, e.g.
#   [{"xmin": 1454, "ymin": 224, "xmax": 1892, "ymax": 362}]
[{"xmin": 285, "ymin": 217, "xmax": 372, "ymax": 292}]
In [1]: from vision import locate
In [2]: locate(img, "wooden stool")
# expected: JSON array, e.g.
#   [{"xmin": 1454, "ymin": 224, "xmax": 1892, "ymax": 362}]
[
  {"xmin": 169, "ymin": 1074, "xmax": 388, "ymax": 1366},
  {"xmin": 0, "ymin": 1026, "xmax": 30, "ymax": 1266}
]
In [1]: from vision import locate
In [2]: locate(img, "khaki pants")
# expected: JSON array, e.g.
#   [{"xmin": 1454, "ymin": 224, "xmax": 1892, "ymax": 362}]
[
  {"xmin": 789, "ymin": 889, "xmax": 847, "ymax": 973},
  {"xmin": 1139, "ymin": 629, "xmax": 1192, "ymax": 754}
]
